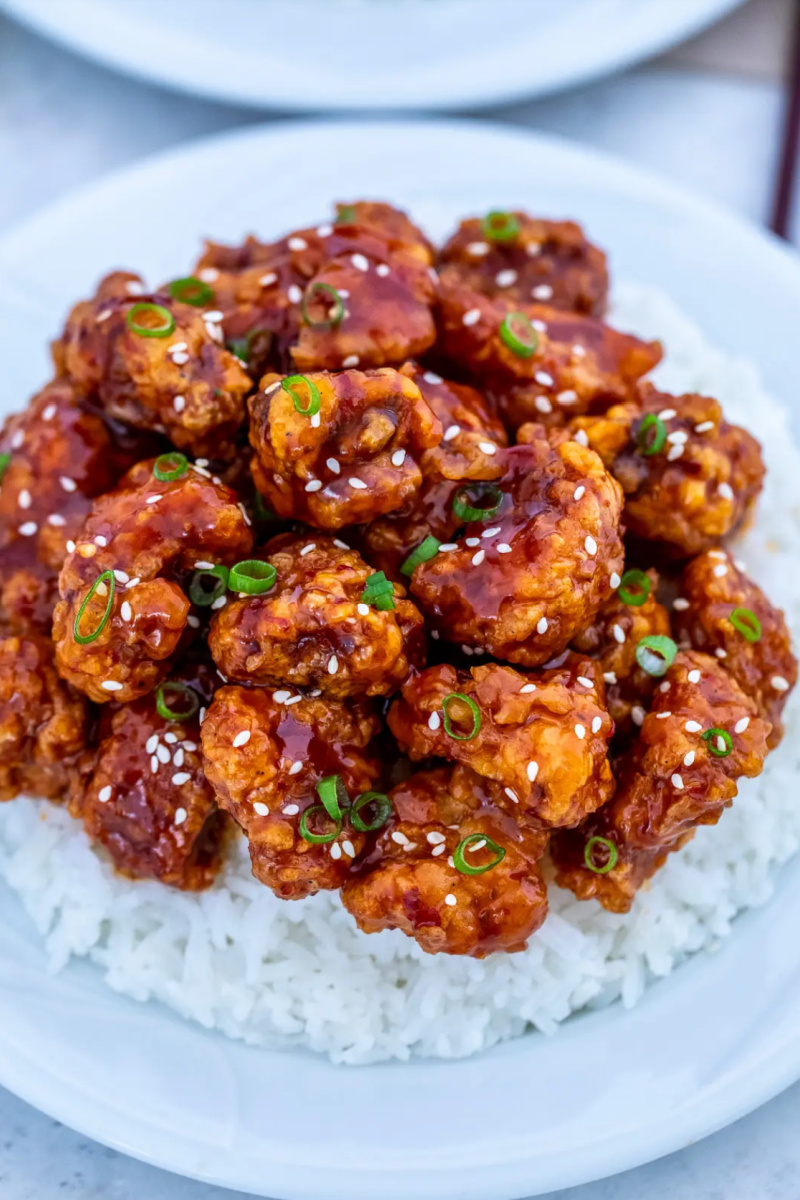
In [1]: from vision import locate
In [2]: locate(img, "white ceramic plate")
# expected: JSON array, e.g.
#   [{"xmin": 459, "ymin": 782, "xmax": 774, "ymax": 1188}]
[
  {"xmin": 2, "ymin": 119, "xmax": 800, "ymax": 1200},
  {"xmin": 0, "ymin": 0, "xmax": 746, "ymax": 111}
]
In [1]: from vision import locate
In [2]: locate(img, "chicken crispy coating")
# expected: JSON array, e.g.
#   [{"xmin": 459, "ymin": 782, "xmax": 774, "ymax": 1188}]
[
  {"xmin": 0, "ymin": 378, "xmax": 158, "ymax": 633},
  {"xmin": 209, "ymin": 533, "xmax": 425, "ymax": 698},
  {"xmin": 388, "ymin": 659, "xmax": 615, "ymax": 830},
  {"xmin": 0, "ymin": 634, "xmax": 87, "ymax": 802},
  {"xmin": 357, "ymin": 363, "xmax": 508, "ymax": 578},
  {"xmin": 54, "ymin": 271, "xmax": 251, "ymax": 458},
  {"xmin": 551, "ymin": 650, "xmax": 770, "ymax": 912},
  {"xmin": 342, "ymin": 763, "xmax": 549, "ymax": 957},
  {"xmin": 69, "ymin": 658, "xmax": 224, "ymax": 889},
  {"xmin": 201, "ymin": 684, "xmax": 380, "ymax": 899},
  {"xmin": 249, "ymin": 367, "xmax": 442, "ymax": 530},
  {"xmin": 673, "ymin": 549, "xmax": 797, "ymax": 746},
  {"xmin": 52, "ymin": 459, "xmax": 252, "ymax": 703},
  {"xmin": 571, "ymin": 385, "xmax": 765, "ymax": 557},
  {"xmin": 439, "ymin": 213, "xmax": 608, "ymax": 315},
  {"xmin": 436, "ymin": 278, "xmax": 661, "ymax": 435},
  {"xmin": 407, "ymin": 433, "xmax": 624, "ymax": 664},
  {"xmin": 572, "ymin": 568, "xmax": 673, "ymax": 742}
]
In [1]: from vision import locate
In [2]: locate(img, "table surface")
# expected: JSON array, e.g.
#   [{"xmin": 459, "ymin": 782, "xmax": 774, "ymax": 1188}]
[{"xmin": 2, "ymin": 3, "xmax": 800, "ymax": 1198}]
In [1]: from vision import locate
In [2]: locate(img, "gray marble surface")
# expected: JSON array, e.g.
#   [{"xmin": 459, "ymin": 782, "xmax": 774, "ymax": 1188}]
[{"xmin": 1, "ymin": 9, "xmax": 799, "ymax": 1198}]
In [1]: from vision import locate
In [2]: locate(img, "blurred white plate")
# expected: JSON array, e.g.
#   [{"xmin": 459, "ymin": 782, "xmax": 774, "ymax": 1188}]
[
  {"xmin": 2, "ymin": 119, "xmax": 800, "ymax": 1200},
  {"xmin": 0, "ymin": 0, "xmax": 746, "ymax": 111}
]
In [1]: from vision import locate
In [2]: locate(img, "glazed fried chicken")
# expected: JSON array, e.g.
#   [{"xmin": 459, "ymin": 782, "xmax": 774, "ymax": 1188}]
[
  {"xmin": 342, "ymin": 764, "xmax": 549, "ymax": 957},
  {"xmin": 201, "ymin": 684, "xmax": 380, "ymax": 899},
  {"xmin": 551, "ymin": 650, "xmax": 771, "ymax": 912}
]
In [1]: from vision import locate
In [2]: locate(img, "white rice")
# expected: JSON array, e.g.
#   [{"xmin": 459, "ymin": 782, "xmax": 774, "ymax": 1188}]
[{"xmin": 1, "ymin": 281, "xmax": 799, "ymax": 1065}]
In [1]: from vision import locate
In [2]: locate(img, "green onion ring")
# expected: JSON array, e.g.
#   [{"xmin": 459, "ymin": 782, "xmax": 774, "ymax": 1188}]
[
  {"xmin": 499, "ymin": 311, "xmax": 539, "ymax": 359},
  {"xmin": 442, "ymin": 693, "xmax": 482, "ymax": 741},
  {"xmin": 635, "ymin": 635, "xmax": 678, "ymax": 678},
  {"xmin": 299, "ymin": 804, "xmax": 343, "ymax": 845},
  {"xmin": 350, "ymin": 791, "xmax": 393, "ymax": 833},
  {"xmin": 125, "ymin": 302, "xmax": 175, "ymax": 339},
  {"xmin": 452, "ymin": 481, "xmax": 504, "ymax": 523},
  {"xmin": 360, "ymin": 571, "xmax": 395, "ymax": 611},
  {"xmin": 153, "ymin": 451, "xmax": 189, "ymax": 482},
  {"xmin": 453, "ymin": 832, "xmax": 506, "ymax": 875},
  {"xmin": 155, "ymin": 681, "xmax": 200, "ymax": 722},
  {"xmin": 584, "ymin": 835, "xmax": 618, "ymax": 875},
  {"xmin": 335, "ymin": 205, "xmax": 357, "ymax": 225},
  {"xmin": 730, "ymin": 607, "xmax": 762, "ymax": 643},
  {"xmin": 282, "ymin": 374, "xmax": 321, "ymax": 417},
  {"xmin": 167, "ymin": 276, "xmax": 214, "ymax": 307},
  {"xmin": 400, "ymin": 535, "xmax": 441, "ymax": 577},
  {"xmin": 316, "ymin": 775, "xmax": 349, "ymax": 822},
  {"xmin": 301, "ymin": 282, "xmax": 345, "ymax": 330},
  {"xmin": 702, "ymin": 727, "xmax": 733, "ymax": 757},
  {"xmin": 229, "ymin": 559, "xmax": 277, "ymax": 595},
  {"xmin": 73, "ymin": 570, "xmax": 115, "ymax": 645},
  {"xmin": 618, "ymin": 568, "xmax": 651, "ymax": 607},
  {"xmin": 252, "ymin": 492, "xmax": 274, "ymax": 522},
  {"xmin": 636, "ymin": 413, "xmax": 667, "ymax": 457},
  {"xmin": 0, "ymin": 452, "xmax": 10, "ymax": 482},
  {"xmin": 481, "ymin": 210, "xmax": 520, "ymax": 242},
  {"xmin": 189, "ymin": 564, "xmax": 228, "ymax": 607},
  {"xmin": 226, "ymin": 327, "xmax": 272, "ymax": 365}
]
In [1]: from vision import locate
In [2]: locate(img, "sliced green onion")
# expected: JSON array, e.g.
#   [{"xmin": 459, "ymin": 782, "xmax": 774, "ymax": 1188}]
[
  {"xmin": 229, "ymin": 559, "xmax": 277, "ymax": 595},
  {"xmin": 153, "ymin": 451, "xmax": 188, "ymax": 482},
  {"xmin": 499, "ymin": 311, "xmax": 539, "ymax": 358},
  {"xmin": 282, "ymin": 374, "xmax": 321, "ymax": 417},
  {"xmin": 618, "ymin": 568, "xmax": 651, "ymax": 607},
  {"xmin": 73, "ymin": 570, "xmax": 115, "ymax": 645},
  {"xmin": 317, "ymin": 774, "xmax": 348, "ymax": 822},
  {"xmin": 226, "ymin": 327, "xmax": 272, "ymax": 365},
  {"xmin": 155, "ymin": 681, "xmax": 200, "ymax": 722},
  {"xmin": 481, "ymin": 211, "xmax": 520, "ymax": 242},
  {"xmin": 299, "ymin": 803, "xmax": 342, "ymax": 844},
  {"xmin": 350, "ymin": 791, "xmax": 392, "ymax": 833},
  {"xmin": 302, "ymin": 282, "xmax": 345, "ymax": 330},
  {"xmin": 702, "ymin": 727, "xmax": 733, "ymax": 757},
  {"xmin": 636, "ymin": 413, "xmax": 667, "ymax": 457},
  {"xmin": 400, "ymin": 535, "xmax": 440, "ymax": 577},
  {"xmin": 189, "ymin": 564, "xmax": 228, "ymax": 606},
  {"xmin": 452, "ymin": 481, "xmax": 503, "ymax": 523},
  {"xmin": 335, "ymin": 204, "xmax": 357, "ymax": 225},
  {"xmin": 453, "ymin": 832, "xmax": 506, "ymax": 875},
  {"xmin": 635, "ymin": 634, "xmax": 677, "ymax": 678},
  {"xmin": 584, "ymin": 835, "xmax": 618, "ymax": 875},
  {"xmin": 167, "ymin": 276, "xmax": 214, "ymax": 307},
  {"xmin": 0, "ymin": 452, "xmax": 10, "ymax": 482},
  {"xmin": 442, "ymin": 693, "xmax": 482, "ymax": 741},
  {"xmin": 730, "ymin": 607, "xmax": 762, "ymax": 643},
  {"xmin": 125, "ymin": 302, "xmax": 175, "ymax": 339},
  {"xmin": 252, "ymin": 492, "xmax": 274, "ymax": 523},
  {"xmin": 360, "ymin": 571, "xmax": 395, "ymax": 611}
]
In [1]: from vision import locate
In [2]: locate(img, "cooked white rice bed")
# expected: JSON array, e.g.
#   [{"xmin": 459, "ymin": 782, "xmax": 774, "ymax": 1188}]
[{"xmin": 1, "ymin": 281, "xmax": 798, "ymax": 1065}]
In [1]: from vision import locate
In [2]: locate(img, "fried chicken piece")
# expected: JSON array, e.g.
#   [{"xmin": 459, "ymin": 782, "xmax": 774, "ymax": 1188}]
[
  {"xmin": 388, "ymin": 659, "xmax": 615, "ymax": 830},
  {"xmin": 438, "ymin": 213, "xmax": 608, "ymax": 315},
  {"xmin": 69, "ymin": 658, "xmax": 223, "ymax": 889},
  {"xmin": 52, "ymin": 459, "xmax": 252, "ymax": 704},
  {"xmin": 357, "ymin": 363, "xmax": 508, "ymax": 578},
  {"xmin": 209, "ymin": 533, "xmax": 424, "ymax": 698},
  {"xmin": 572, "ymin": 568, "xmax": 673, "ymax": 741},
  {"xmin": 551, "ymin": 650, "xmax": 771, "ymax": 912},
  {"xmin": 54, "ymin": 271, "xmax": 251, "ymax": 458},
  {"xmin": 436, "ymin": 278, "xmax": 661, "ymax": 435},
  {"xmin": 201, "ymin": 685, "xmax": 380, "ymax": 899},
  {"xmin": 342, "ymin": 764, "xmax": 549, "ymax": 957},
  {"xmin": 0, "ymin": 634, "xmax": 87, "ymax": 801},
  {"xmin": 249, "ymin": 367, "xmax": 442, "ymax": 530},
  {"xmin": 0, "ymin": 378, "xmax": 158, "ymax": 633},
  {"xmin": 571, "ymin": 385, "xmax": 765, "ymax": 557},
  {"xmin": 673, "ymin": 549, "xmax": 797, "ymax": 746},
  {"xmin": 407, "ymin": 433, "xmax": 624, "ymax": 665}
]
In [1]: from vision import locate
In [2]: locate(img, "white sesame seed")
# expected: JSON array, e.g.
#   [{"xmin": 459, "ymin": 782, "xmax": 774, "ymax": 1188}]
[
  {"xmin": 673, "ymin": 598, "xmax": 690, "ymax": 611},
  {"xmin": 532, "ymin": 319, "xmax": 547, "ymax": 332},
  {"xmin": 695, "ymin": 421, "xmax": 714, "ymax": 433},
  {"xmin": 532, "ymin": 284, "xmax": 553, "ymax": 300},
  {"xmin": 421, "ymin": 373, "xmax": 444, "ymax": 388},
  {"xmin": 233, "ymin": 731, "xmax": 251, "ymax": 748},
  {"xmin": 342, "ymin": 840, "xmax": 356, "ymax": 858},
  {"xmin": 656, "ymin": 711, "xmax": 672, "ymax": 720},
  {"xmin": 444, "ymin": 894, "xmax": 457, "ymax": 907},
  {"xmin": 10, "ymin": 431, "xmax": 23, "ymax": 449},
  {"xmin": 442, "ymin": 425, "xmax": 461, "ymax": 443},
  {"xmin": 496, "ymin": 268, "xmax": 518, "ymax": 288},
  {"xmin": 391, "ymin": 831, "xmax": 409, "ymax": 846},
  {"xmin": 391, "ymin": 449, "xmax": 406, "ymax": 467},
  {"xmin": 173, "ymin": 394, "xmax": 185, "ymax": 413},
  {"xmin": 467, "ymin": 241, "xmax": 490, "ymax": 256},
  {"xmin": 351, "ymin": 253, "xmax": 370, "ymax": 272},
  {"xmin": 47, "ymin": 513, "xmax": 66, "ymax": 528},
  {"xmin": 557, "ymin": 390, "xmax": 578, "ymax": 406},
  {"xmin": 164, "ymin": 733, "xmax": 177, "ymax": 744},
  {"xmin": 198, "ymin": 266, "xmax": 219, "ymax": 283},
  {"xmin": 733, "ymin": 717, "xmax": 750, "ymax": 734},
  {"xmin": 574, "ymin": 429, "xmax": 589, "ymax": 447},
  {"xmin": 18, "ymin": 521, "xmax": 37, "ymax": 536},
  {"xmin": 584, "ymin": 535, "xmax": 597, "ymax": 556},
  {"xmin": 194, "ymin": 560, "xmax": 215, "ymax": 570},
  {"xmin": 671, "ymin": 774, "xmax": 685, "ymax": 790},
  {"xmin": 527, "ymin": 760, "xmax": 539, "ymax": 782},
  {"xmin": 145, "ymin": 494, "xmax": 161, "ymax": 504},
  {"xmin": 342, "ymin": 355, "xmax": 360, "ymax": 368},
  {"xmin": 101, "ymin": 680, "xmax": 123, "ymax": 692},
  {"xmin": 497, "ymin": 543, "xmax": 512, "ymax": 554},
  {"xmin": 535, "ymin": 396, "xmax": 553, "ymax": 414},
  {"xmin": 715, "ymin": 648, "xmax": 727, "ymax": 659},
  {"xmin": 462, "ymin": 308, "xmax": 481, "ymax": 327},
  {"xmin": 709, "ymin": 549, "xmax": 727, "ymax": 560},
  {"xmin": 172, "ymin": 773, "xmax": 190, "ymax": 786},
  {"xmin": 254, "ymin": 802, "xmax": 269, "ymax": 816},
  {"xmin": 613, "ymin": 624, "xmax": 626, "ymax": 644},
  {"xmin": 427, "ymin": 831, "xmax": 446, "ymax": 845},
  {"xmin": 273, "ymin": 689, "xmax": 292, "ymax": 705},
  {"xmin": 287, "ymin": 284, "xmax": 303, "ymax": 305},
  {"xmin": 471, "ymin": 549, "xmax": 485, "ymax": 566},
  {"xmin": 348, "ymin": 477, "xmax": 367, "ymax": 489},
  {"xmin": 285, "ymin": 695, "xmax": 302, "ymax": 706},
  {"xmin": 520, "ymin": 683, "xmax": 536, "ymax": 693},
  {"xmin": 685, "ymin": 720, "xmax": 703, "ymax": 733},
  {"xmin": 171, "ymin": 352, "xmax": 189, "ymax": 366},
  {"xmin": 603, "ymin": 671, "xmax": 618, "ymax": 685},
  {"xmin": 375, "ymin": 263, "xmax": 391, "ymax": 278},
  {"xmin": 259, "ymin": 272, "xmax": 277, "ymax": 288},
  {"xmin": 574, "ymin": 723, "xmax": 586, "ymax": 740},
  {"xmin": 94, "ymin": 535, "xmax": 107, "ymax": 547},
  {"xmin": 192, "ymin": 465, "xmax": 212, "ymax": 479},
  {"xmin": 478, "ymin": 441, "xmax": 497, "ymax": 455},
  {"xmin": 534, "ymin": 371, "xmax": 554, "ymax": 388},
  {"xmin": 120, "ymin": 601, "xmax": 132, "ymax": 622},
  {"xmin": 18, "ymin": 489, "xmax": 31, "ymax": 509},
  {"xmin": 156, "ymin": 744, "xmax": 170, "ymax": 764},
  {"xmin": 667, "ymin": 444, "xmax": 684, "ymax": 462},
  {"xmin": 145, "ymin": 735, "xmax": 159, "ymax": 756},
  {"xmin": 288, "ymin": 236, "xmax": 307, "ymax": 252},
  {"xmin": 592, "ymin": 716, "xmax": 604, "ymax": 735},
  {"xmin": 150, "ymin": 756, "xmax": 158, "ymax": 774},
  {"xmin": 687, "ymin": 669, "xmax": 701, "ymax": 683},
  {"xmin": 537, "ymin": 616, "xmax": 548, "ymax": 634},
  {"xmin": 60, "ymin": 476, "xmax": 77, "ymax": 492},
  {"xmin": 574, "ymin": 486, "xmax": 586, "ymax": 501},
  {"xmin": 328, "ymin": 655, "xmax": 339, "ymax": 675},
  {"xmin": 317, "ymin": 223, "xmax": 334, "ymax": 238},
  {"xmin": 577, "ymin": 676, "xmax": 593, "ymax": 688},
  {"xmin": 657, "ymin": 408, "xmax": 677, "ymax": 421},
  {"xmin": 356, "ymin": 603, "xmax": 370, "ymax": 617},
  {"xmin": 183, "ymin": 741, "xmax": 197, "ymax": 752},
  {"xmin": 631, "ymin": 705, "xmax": 646, "ymax": 726},
  {"xmin": 211, "ymin": 595, "xmax": 227, "ymax": 610},
  {"xmin": 431, "ymin": 844, "xmax": 446, "ymax": 856},
  {"xmin": 713, "ymin": 564, "xmax": 728, "ymax": 578},
  {"xmin": 667, "ymin": 430, "xmax": 688, "ymax": 445},
  {"xmin": 203, "ymin": 310, "xmax": 224, "ymax": 324},
  {"xmin": 324, "ymin": 458, "xmax": 341, "ymax": 476},
  {"xmin": 718, "ymin": 482, "xmax": 734, "ymax": 500},
  {"xmin": 98, "ymin": 785, "xmax": 112, "ymax": 804},
  {"xmin": 283, "ymin": 804, "xmax": 300, "ymax": 815},
  {"xmin": 304, "ymin": 479, "xmax": 322, "ymax": 493},
  {"xmin": 300, "ymin": 542, "xmax": 317, "ymax": 555},
  {"xmin": 173, "ymin": 748, "xmax": 185, "ymax": 768},
  {"xmin": 526, "ymin": 242, "xmax": 542, "ymax": 257},
  {"xmin": 772, "ymin": 676, "xmax": 790, "ymax": 691},
  {"xmin": 311, "ymin": 414, "xmax": 321, "ymax": 428},
  {"xmin": 428, "ymin": 712, "xmax": 441, "ymax": 731},
  {"xmin": 431, "ymin": 630, "xmax": 440, "ymax": 639}
]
